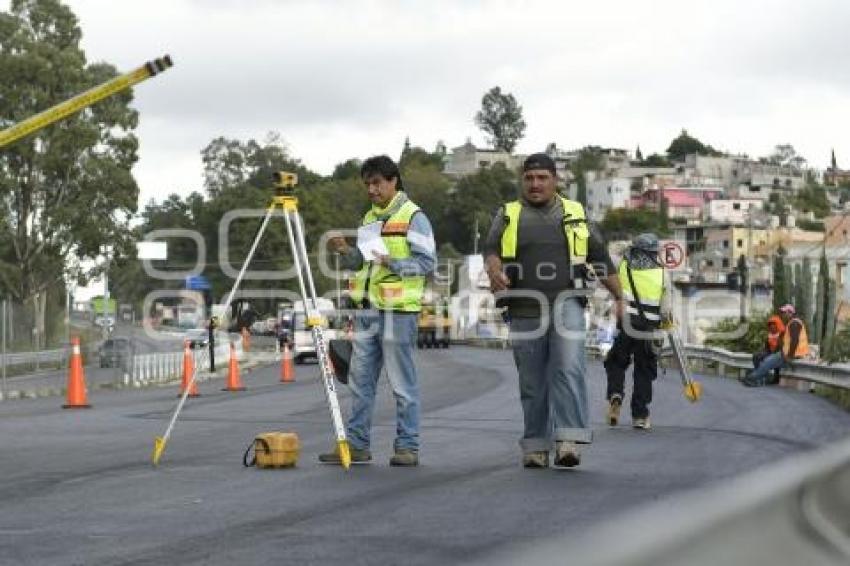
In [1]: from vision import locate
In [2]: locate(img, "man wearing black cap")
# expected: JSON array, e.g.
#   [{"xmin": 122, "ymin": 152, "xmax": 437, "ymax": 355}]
[{"xmin": 484, "ymin": 153, "xmax": 623, "ymax": 469}]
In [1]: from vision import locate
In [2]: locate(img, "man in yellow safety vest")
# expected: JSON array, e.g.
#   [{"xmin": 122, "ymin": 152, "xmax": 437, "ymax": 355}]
[
  {"xmin": 604, "ymin": 233, "xmax": 670, "ymax": 431},
  {"xmin": 484, "ymin": 153, "xmax": 624, "ymax": 469},
  {"xmin": 319, "ymin": 155, "xmax": 436, "ymax": 467}
]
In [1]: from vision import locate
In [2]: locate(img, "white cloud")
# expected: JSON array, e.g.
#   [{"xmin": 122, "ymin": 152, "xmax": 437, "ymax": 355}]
[{"xmin": 5, "ymin": 0, "xmax": 850, "ymax": 205}]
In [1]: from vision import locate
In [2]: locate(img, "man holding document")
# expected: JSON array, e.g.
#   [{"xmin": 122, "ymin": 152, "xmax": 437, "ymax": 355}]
[{"xmin": 320, "ymin": 155, "xmax": 436, "ymax": 467}]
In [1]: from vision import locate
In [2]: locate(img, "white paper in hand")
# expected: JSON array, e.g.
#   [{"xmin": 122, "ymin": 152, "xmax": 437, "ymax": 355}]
[{"xmin": 357, "ymin": 221, "xmax": 389, "ymax": 261}]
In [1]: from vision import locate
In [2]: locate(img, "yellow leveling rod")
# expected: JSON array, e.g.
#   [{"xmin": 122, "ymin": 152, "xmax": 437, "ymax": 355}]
[{"xmin": 0, "ymin": 55, "xmax": 174, "ymax": 149}]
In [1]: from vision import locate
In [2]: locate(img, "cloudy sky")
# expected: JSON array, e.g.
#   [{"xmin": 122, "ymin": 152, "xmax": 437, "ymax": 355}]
[{"xmin": 8, "ymin": 0, "xmax": 850, "ymax": 206}]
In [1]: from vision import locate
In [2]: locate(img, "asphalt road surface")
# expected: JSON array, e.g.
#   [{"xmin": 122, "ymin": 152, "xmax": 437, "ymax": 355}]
[{"xmin": 1, "ymin": 346, "xmax": 848, "ymax": 566}]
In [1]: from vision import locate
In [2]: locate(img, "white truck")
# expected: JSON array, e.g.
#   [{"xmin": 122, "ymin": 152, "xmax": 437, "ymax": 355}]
[{"xmin": 292, "ymin": 298, "xmax": 340, "ymax": 364}]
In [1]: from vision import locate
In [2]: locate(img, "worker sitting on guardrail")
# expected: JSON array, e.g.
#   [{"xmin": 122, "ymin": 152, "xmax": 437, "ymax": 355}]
[
  {"xmin": 743, "ymin": 304, "xmax": 808, "ymax": 387},
  {"xmin": 751, "ymin": 314, "xmax": 785, "ymax": 385}
]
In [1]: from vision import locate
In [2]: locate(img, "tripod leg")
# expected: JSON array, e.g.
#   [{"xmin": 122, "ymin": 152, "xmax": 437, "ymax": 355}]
[
  {"xmin": 283, "ymin": 207, "xmax": 351, "ymax": 469},
  {"xmin": 155, "ymin": 206, "xmax": 275, "ymax": 466},
  {"xmin": 281, "ymin": 209, "xmax": 311, "ymax": 309},
  {"xmin": 291, "ymin": 209, "xmax": 321, "ymax": 309},
  {"xmin": 221, "ymin": 204, "xmax": 276, "ymax": 314}
]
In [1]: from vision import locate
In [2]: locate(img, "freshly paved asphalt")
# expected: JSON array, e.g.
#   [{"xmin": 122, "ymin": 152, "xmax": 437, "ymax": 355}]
[{"xmin": 1, "ymin": 346, "xmax": 848, "ymax": 565}]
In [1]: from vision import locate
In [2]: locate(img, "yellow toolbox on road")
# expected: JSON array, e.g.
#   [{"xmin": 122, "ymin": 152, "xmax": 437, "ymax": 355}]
[{"xmin": 243, "ymin": 432, "xmax": 301, "ymax": 468}]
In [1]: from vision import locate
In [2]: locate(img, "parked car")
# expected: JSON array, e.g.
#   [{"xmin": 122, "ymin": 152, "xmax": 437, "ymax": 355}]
[
  {"xmin": 186, "ymin": 328, "xmax": 209, "ymax": 349},
  {"xmin": 98, "ymin": 337, "xmax": 133, "ymax": 368}
]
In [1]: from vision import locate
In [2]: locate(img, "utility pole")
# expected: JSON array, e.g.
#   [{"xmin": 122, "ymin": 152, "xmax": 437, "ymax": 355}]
[
  {"xmin": 2, "ymin": 299, "xmax": 6, "ymax": 396},
  {"xmin": 473, "ymin": 217, "xmax": 480, "ymax": 255},
  {"xmin": 745, "ymin": 209, "xmax": 754, "ymax": 317},
  {"xmin": 102, "ymin": 246, "xmax": 111, "ymax": 341}
]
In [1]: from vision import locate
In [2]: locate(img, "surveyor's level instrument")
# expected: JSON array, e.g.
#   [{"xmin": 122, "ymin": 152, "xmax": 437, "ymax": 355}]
[
  {"xmin": 152, "ymin": 172, "xmax": 352, "ymax": 469},
  {"xmin": 0, "ymin": 55, "xmax": 173, "ymax": 148},
  {"xmin": 665, "ymin": 323, "xmax": 702, "ymax": 402}
]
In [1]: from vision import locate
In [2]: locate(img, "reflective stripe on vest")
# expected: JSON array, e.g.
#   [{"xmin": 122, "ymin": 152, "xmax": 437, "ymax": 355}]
[
  {"xmin": 500, "ymin": 197, "xmax": 589, "ymax": 265},
  {"xmin": 349, "ymin": 199, "xmax": 425, "ymax": 312},
  {"xmin": 782, "ymin": 318, "xmax": 810, "ymax": 358},
  {"xmin": 618, "ymin": 260, "xmax": 663, "ymax": 323}
]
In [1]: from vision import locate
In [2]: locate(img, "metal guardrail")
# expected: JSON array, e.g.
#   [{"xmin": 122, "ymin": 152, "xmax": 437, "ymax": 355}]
[
  {"xmin": 0, "ymin": 348, "xmax": 67, "ymax": 366},
  {"xmin": 660, "ymin": 343, "xmax": 850, "ymax": 390},
  {"xmin": 489, "ymin": 434, "xmax": 850, "ymax": 565},
  {"xmin": 125, "ymin": 341, "xmax": 242, "ymax": 388},
  {"xmin": 467, "ymin": 337, "xmax": 850, "ymax": 391}
]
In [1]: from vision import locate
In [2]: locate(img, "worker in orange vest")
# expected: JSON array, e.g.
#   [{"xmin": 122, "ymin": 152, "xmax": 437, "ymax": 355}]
[
  {"xmin": 751, "ymin": 314, "xmax": 786, "ymax": 384},
  {"xmin": 743, "ymin": 304, "xmax": 808, "ymax": 387}
]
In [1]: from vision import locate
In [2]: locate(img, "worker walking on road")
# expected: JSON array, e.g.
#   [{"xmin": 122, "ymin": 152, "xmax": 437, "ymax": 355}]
[
  {"xmin": 484, "ymin": 153, "xmax": 623, "ymax": 469},
  {"xmin": 604, "ymin": 233, "xmax": 671, "ymax": 431},
  {"xmin": 319, "ymin": 155, "xmax": 436, "ymax": 467}
]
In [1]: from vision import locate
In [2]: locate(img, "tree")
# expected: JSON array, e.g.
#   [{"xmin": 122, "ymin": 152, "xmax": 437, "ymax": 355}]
[
  {"xmin": 400, "ymin": 159, "xmax": 451, "ymax": 245},
  {"xmin": 474, "ymin": 86, "xmax": 526, "ymax": 153},
  {"xmin": 641, "ymin": 153, "xmax": 671, "ymax": 167},
  {"xmin": 794, "ymin": 263, "xmax": 804, "ymax": 322},
  {"xmin": 812, "ymin": 253, "xmax": 829, "ymax": 344},
  {"xmin": 569, "ymin": 147, "xmax": 604, "ymax": 207},
  {"xmin": 766, "ymin": 144, "xmax": 806, "ymax": 170},
  {"xmin": 0, "ymin": 0, "xmax": 140, "ymax": 345},
  {"xmin": 200, "ymin": 132, "xmax": 318, "ymax": 198},
  {"xmin": 666, "ymin": 129, "xmax": 722, "ymax": 161},
  {"xmin": 794, "ymin": 185, "xmax": 830, "ymax": 219},
  {"xmin": 445, "ymin": 164, "xmax": 517, "ymax": 253},
  {"xmin": 801, "ymin": 257, "xmax": 813, "ymax": 335},
  {"xmin": 738, "ymin": 254, "xmax": 749, "ymax": 321},
  {"xmin": 331, "ymin": 158, "xmax": 362, "ymax": 180},
  {"xmin": 659, "ymin": 190, "xmax": 669, "ymax": 233},
  {"xmin": 399, "ymin": 144, "xmax": 444, "ymax": 171},
  {"xmin": 599, "ymin": 208, "xmax": 670, "ymax": 239},
  {"xmin": 772, "ymin": 247, "xmax": 789, "ymax": 313}
]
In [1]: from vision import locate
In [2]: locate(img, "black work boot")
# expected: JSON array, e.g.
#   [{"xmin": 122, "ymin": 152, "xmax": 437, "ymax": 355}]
[{"xmin": 389, "ymin": 449, "xmax": 419, "ymax": 467}]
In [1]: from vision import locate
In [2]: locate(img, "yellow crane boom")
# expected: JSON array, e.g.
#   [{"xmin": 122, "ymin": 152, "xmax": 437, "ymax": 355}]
[{"xmin": 0, "ymin": 55, "xmax": 173, "ymax": 148}]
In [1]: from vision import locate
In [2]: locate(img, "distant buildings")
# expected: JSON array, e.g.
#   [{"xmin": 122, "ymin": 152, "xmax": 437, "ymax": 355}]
[{"xmin": 443, "ymin": 140, "xmax": 524, "ymax": 178}]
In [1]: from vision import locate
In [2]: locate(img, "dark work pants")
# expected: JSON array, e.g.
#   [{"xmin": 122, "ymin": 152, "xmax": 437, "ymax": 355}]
[{"xmin": 604, "ymin": 329, "xmax": 657, "ymax": 419}]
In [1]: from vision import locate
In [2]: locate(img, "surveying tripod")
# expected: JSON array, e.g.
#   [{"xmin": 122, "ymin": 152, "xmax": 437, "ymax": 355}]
[{"xmin": 153, "ymin": 172, "xmax": 352, "ymax": 469}]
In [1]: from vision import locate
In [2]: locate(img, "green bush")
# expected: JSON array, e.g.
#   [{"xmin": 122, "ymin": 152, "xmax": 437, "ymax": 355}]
[{"xmin": 705, "ymin": 312, "xmax": 770, "ymax": 353}]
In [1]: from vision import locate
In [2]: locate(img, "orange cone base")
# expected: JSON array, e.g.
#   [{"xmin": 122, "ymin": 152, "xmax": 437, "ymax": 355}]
[
  {"xmin": 222, "ymin": 386, "xmax": 246, "ymax": 392},
  {"xmin": 62, "ymin": 403, "xmax": 92, "ymax": 409},
  {"xmin": 177, "ymin": 392, "xmax": 201, "ymax": 398}
]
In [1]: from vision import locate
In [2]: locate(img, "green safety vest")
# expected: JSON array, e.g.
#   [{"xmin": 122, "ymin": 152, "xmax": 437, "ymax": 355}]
[
  {"xmin": 500, "ymin": 196, "xmax": 590, "ymax": 265},
  {"xmin": 618, "ymin": 259, "xmax": 664, "ymax": 326},
  {"xmin": 349, "ymin": 198, "xmax": 426, "ymax": 312}
]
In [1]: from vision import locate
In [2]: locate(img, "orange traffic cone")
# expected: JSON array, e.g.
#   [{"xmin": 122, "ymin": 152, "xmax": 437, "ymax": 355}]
[
  {"xmin": 222, "ymin": 342, "xmax": 246, "ymax": 391},
  {"xmin": 281, "ymin": 343, "xmax": 295, "ymax": 383},
  {"xmin": 179, "ymin": 340, "xmax": 200, "ymax": 398},
  {"xmin": 63, "ymin": 336, "xmax": 91, "ymax": 409}
]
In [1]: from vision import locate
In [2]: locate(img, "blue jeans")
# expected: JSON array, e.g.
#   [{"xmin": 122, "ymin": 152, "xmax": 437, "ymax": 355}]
[
  {"xmin": 346, "ymin": 310, "xmax": 420, "ymax": 452},
  {"xmin": 748, "ymin": 351, "xmax": 786, "ymax": 385},
  {"xmin": 510, "ymin": 297, "xmax": 591, "ymax": 453}
]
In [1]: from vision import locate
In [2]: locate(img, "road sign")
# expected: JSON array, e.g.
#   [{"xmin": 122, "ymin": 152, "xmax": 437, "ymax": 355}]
[
  {"xmin": 659, "ymin": 240, "xmax": 686, "ymax": 269},
  {"xmin": 185, "ymin": 275, "xmax": 211, "ymax": 291}
]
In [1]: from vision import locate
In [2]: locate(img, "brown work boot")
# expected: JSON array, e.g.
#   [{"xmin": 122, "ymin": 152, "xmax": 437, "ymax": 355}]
[
  {"xmin": 607, "ymin": 394, "xmax": 623, "ymax": 426},
  {"xmin": 522, "ymin": 451, "xmax": 549, "ymax": 468},
  {"xmin": 553, "ymin": 441, "xmax": 581, "ymax": 468},
  {"xmin": 389, "ymin": 449, "xmax": 419, "ymax": 467}
]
